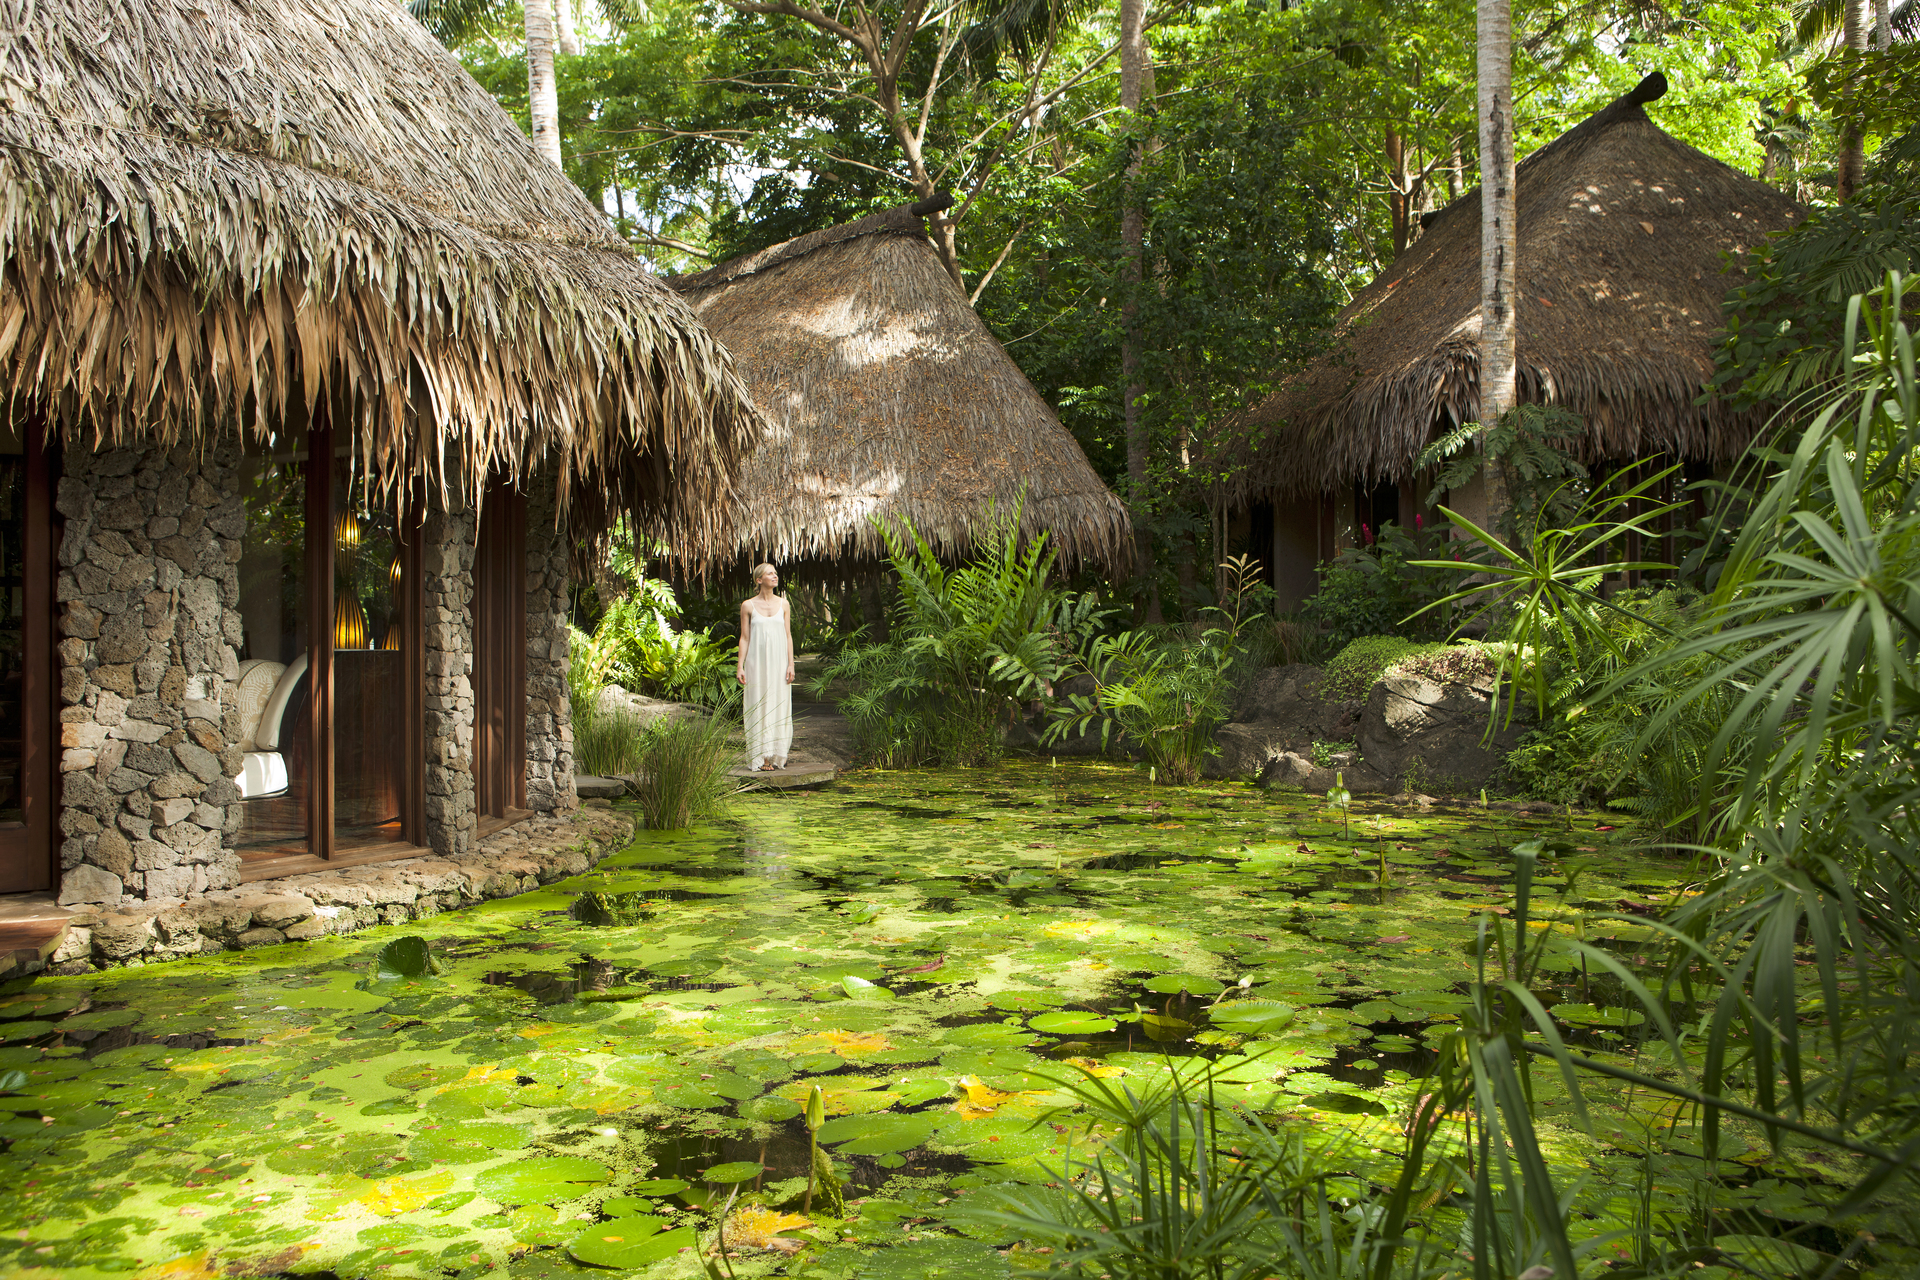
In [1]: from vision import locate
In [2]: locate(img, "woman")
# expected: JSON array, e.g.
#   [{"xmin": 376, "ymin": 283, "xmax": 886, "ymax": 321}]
[{"xmin": 736, "ymin": 563, "xmax": 794, "ymax": 771}]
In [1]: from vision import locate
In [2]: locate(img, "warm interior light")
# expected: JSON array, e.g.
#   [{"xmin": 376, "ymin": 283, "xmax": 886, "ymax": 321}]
[
  {"xmin": 381, "ymin": 620, "xmax": 401, "ymax": 651},
  {"xmin": 335, "ymin": 510, "xmax": 361, "ymax": 553},
  {"xmin": 388, "ymin": 553, "xmax": 403, "ymax": 588},
  {"xmin": 333, "ymin": 594, "xmax": 367, "ymax": 650}
]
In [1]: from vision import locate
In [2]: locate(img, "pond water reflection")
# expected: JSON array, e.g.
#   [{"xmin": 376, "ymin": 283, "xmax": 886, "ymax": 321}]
[{"xmin": 0, "ymin": 762, "xmax": 1678, "ymax": 1278}]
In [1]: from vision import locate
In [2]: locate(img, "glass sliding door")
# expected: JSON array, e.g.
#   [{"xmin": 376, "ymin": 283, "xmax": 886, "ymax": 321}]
[
  {"xmin": 234, "ymin": 437, "xmax": 311, "ymax": 858},
  {"xmin": 330, "ymin": 452, "xmax": 422, "ymax": 849},
  {"xmin": 233, "ymin": 414, "xmax": 423, "ymax": 866}
]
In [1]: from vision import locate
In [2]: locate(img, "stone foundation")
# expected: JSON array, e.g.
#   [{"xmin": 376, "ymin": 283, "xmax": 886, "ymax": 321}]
[{"xmin": 46, "ymin": 807, "xmax": 633, "ymax": 972}]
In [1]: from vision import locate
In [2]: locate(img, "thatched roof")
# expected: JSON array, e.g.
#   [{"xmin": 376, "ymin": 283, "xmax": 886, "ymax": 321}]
[
  {"xmin": 1223, "ymin": 73, "xmax": 1803, "ymax": 502},
  {"xmin": 668, "ymin": 202, "xmax": 1130, "ymax": 567},
  {"xmin": 0, "ymin": 0, "xmax": 762, "ymax": 553}
]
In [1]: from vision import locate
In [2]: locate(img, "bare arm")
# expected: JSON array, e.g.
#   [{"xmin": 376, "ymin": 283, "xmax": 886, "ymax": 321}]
[
  {"xmin": 783, "ymin": 599, "xmax": 796, "ymax": 683},
  {"xmin": 737, "ymin": 600, "xmax": 750, "ymax": 685}
]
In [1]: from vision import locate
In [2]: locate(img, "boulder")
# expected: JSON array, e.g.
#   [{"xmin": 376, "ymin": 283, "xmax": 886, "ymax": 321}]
[
  {"xmin": 1204, "ymin": 724, "xmax": 1297, "ymax": 780},
  {"xmin": 595, "ymin": 686, "xmax": 700, "ymax": 724},
  {"xmin": 1230, "ymin": 665, "xmax": 1362, "ymax": 742},
  {"xmin": 1357, "ymin": 673, "xmax": 1526, "ymax": 792},
  {"xmin": 1259, "ymin": 751, "xmax": 1393, "ymax": 794},
  {"xmin": 56, "ymin": 864, "xmax": 123, "ymax": 907},
  {"xmin": 575, "ymin": 775, "xmax": 627, "ymax": 800}
]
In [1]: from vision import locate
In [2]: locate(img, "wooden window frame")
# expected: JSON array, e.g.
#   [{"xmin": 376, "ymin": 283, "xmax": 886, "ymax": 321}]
[{"xmin": 0, "ymin": 419, "xmax": 57, "ymax": 893}]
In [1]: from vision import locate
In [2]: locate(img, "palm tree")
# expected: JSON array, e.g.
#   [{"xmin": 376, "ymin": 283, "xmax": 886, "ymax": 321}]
[
  {"xmin": 1476, "ymin": 0, "xmax": 1516, "ymax": 519},
  {"xmin": 409, "ymin": 0, "xmax": 640, "ymax": 170}
]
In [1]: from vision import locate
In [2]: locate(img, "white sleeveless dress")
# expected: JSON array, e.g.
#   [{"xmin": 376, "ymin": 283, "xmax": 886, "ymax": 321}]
[{"xmin": 744, "ymin": 609, "xmax": 792, "ymax": 770}]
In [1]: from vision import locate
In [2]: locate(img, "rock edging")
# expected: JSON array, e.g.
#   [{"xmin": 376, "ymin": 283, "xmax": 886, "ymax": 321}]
[{"xmin": 47, "ymin": 808, "xmax": 635, "ymax": 973}]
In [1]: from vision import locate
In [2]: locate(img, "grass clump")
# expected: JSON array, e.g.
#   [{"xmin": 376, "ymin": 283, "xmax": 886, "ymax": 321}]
[
  {"xmin": 628, "ymin": 711, "xmax": 740, "ymax": 830},
  {"xmin": 1319, "ymin": 635, "xmax": 1444, "ymax": 701},
  {"xmin": 573, "ymin": 698, "xmax": 647, "ymax": 777}
]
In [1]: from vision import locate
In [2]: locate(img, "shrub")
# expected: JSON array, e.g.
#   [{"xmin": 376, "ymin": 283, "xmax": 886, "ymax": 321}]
[
  {"xmin": 814, "ymin": 500, "xmax": 1108, "ymax": 768},
  {"xmin": 1318, "ymin": 635, "xmax": 1444, "ymax": 701},
  {"xmin": 1385, "ymin": 641, "xmax": 1498, "ymax": 687},
  {"xmin": 1299, "ymin": 522, "xmax": 1453, "ymax": 648},
  {"xmin": 628, "ymin": 712, "xmax": 739, "ymax": 830},
  {"xmin": 1045, "ymin": 556, "xmax": 1268, "ymax": 784}
]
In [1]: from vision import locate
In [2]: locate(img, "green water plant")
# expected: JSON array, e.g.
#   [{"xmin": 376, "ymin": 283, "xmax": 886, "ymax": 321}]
[
  {"xmin": 628, "ymin": 710, "xmax": 741, "ymax": 829},
  {"xmin": 1045, "ymin": 555, "xmax": 1267, "ymax": 784}
]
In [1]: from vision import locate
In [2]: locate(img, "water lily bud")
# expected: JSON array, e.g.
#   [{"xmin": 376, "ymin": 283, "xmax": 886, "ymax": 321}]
[
  {"xmin": 805, "ymin": 1084, "xmax": 825, "ymax": 1131},
  {"xmin": 1238, "ymin": 976, "xmax": 1253, "ymax": 989}
]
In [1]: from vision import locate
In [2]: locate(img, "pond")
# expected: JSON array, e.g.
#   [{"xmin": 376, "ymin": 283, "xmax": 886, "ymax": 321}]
[{"xmin": 0, "ymin": 761, "xmax": 1707, "ymax": 1278}]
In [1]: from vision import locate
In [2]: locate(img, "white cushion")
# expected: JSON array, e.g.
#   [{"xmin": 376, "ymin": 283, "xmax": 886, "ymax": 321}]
[
  {"xmin": 255, "ymin": 654, "xmax": 307, "ymax": 752},
  {"xmin": 234, "ymin": 659, "xmax": 285, "ymax": 752},
  {"xmin": 234, "ymin": 751, "xmax": 289, "ymax": 799}
]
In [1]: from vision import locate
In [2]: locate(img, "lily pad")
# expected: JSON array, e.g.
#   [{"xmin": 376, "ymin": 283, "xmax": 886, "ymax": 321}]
[
  {"xmin": 701, "ymin": 1161, "xmax": 764, "ymax": 1184},
  {"xmin": 741, "ymin": 1095, "xmax": 803, "ymax": 1123},
  {"xmin": 1028, "ymin": 1011, "xmax": 1117, "ymax": 1035},
  {"xmin": 841, "ymin": 974, "xmax": 896, "ymax": 1000},
  {"xmin": 1550, "ymin": 1002, "xmax": 1647, "ymax": 1027},
  {"xmin": 474, "ymin": 1156, "xmax": 612, "ymax": 1205},
  {"xmin": 1208, "ymin": 1002, "xmax": 1297, "ymax": 1034},
  {"xmin": 815, "ymin": 1112, "xmax": 940, "ymax": 1154},
  {"xmin": 628, "ymin": 1179, "xmax": 691, "ymax": 1196},
  {"xmin": 570, "ymin": 1219, "xmax": 696, "ymax": 1269},
  {"xmin": 408, "ymin": 1120, "xmax": 531, "ymax": 1163},
  {"xmin": 1143, "ymin": 974, "xmax": 1224, "ymax": 995}
]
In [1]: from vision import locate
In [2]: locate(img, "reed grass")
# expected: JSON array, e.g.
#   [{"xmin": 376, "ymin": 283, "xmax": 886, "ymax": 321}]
[
  {"xmin": 573, "ymin": 699, "xmax": 648, "ymax": 778},
  {"xmin": 629, "ymin": 711, "xmax": 741, "ymax": 830}
]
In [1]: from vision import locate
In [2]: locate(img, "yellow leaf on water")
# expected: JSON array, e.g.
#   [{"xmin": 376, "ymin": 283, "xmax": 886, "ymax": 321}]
[
  {"xmin": 952, "ymin": 1074, "xmax": 1038, "ymax": 1119},
  {"xmin": 726, "ymin": 1206, "xmax": 814, "ymax": 1249},
  {"xmin": 136, "ymin": 1254, "xmax": 223, "ymax": 1280},
  {"xmin": 1065, "ymin": 1056, "xmax": 1124, "ymax": 1078},
  {"xmin": 791, "ymin": 1030, "xmax": 893, "ymax": 1056},
  {"xmin": 356, "ymin": 1170, "xmax": 457, "ymax": 1217}
]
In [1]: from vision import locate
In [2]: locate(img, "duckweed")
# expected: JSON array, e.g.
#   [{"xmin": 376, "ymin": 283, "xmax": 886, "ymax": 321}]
[{"xmin": 0, "ymin": 762, "xmax": 1750, "ymax": 1277}]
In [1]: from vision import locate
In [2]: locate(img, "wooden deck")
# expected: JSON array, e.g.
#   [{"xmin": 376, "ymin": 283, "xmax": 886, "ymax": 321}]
[{"xmin": 237, "ymin": 809, "xmax": 532, "ymax": 883}]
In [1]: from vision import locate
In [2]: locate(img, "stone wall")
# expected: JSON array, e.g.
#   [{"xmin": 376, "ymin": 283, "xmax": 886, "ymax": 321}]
[
  {"xmin": 522, "ymin": 476, "xmax": 574, "ymax": 813},
  {"xmin": 55, "ymin": 441, "xmax": 247, "ymax": 908},
  {"xmin": 423, "ymin": 502, "xmax": 478, "ymax": 859}
]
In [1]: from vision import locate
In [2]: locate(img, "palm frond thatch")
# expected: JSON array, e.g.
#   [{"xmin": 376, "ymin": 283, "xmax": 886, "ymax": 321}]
[
  {"xmin": 0, "ymin": 0, "xmax": 763, "ymax": 556},
  {"xmin": 668, "ymin": 203, "xmax": 1131, "ymax": 568},
  {"xmin": 1220, "ymin": 73, "xmax": 1804, "ymax": 503}
]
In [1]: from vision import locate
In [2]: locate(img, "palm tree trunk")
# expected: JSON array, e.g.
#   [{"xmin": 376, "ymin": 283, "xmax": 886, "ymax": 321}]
[
  {"xmin": 526, "ymin": 0, "xmax": 564, "ymax": 169},
  {"xmin": 1476, "ymin": 0, "xmax": 1516, "ymax": 527},
  {"xmin": 1120, "ymin": 0, "xmax": 1159, "ymax": 622},
  {"xmin": 1837, "ymin": 0, "xmax": 1868, "ymax": 202},
  {"xmin": 555, "ymin": 0, "xmax": 582, "ymax": 57}
]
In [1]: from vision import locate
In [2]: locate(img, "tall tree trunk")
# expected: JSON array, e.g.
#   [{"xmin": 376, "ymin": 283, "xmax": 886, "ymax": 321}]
[
  {"xmin": 1386, "ymin": 126, "xmax": 1412, "ymax": 259},
  {"xmin": 526, "ymin": 0, "xmax": 564, "ymax": 169},
  {"xmin": 1837, "ymin": 0, "xmax": 1869, "ymax": 202},
  {"xmin": 555, "ymin": 0, "xmax": 582, "ymax": 57},
  {"xmin": 1120, "ymin": 0, "xmax": 1159, "ymax": 622},
  {"xmin": 1476, "ymin": 0, "xmax": 1516, "ymax": 526},
  {"xmin": 1448, "ymin": 136, "xmax": 1464, "ymax": 201},
  {"xmin": 1873, "ymin": 0, "xmax": 1891, "ymax": 48}
]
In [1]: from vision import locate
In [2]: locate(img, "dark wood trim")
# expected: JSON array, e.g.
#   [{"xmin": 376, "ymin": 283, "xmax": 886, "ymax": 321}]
[
  {"xmin": 474, "ymin": 479, "xmax": 527, "ymax": 819},
  {"xmin": 477, "ymin": 806, "xmax": 534, "ymax": 843},
  {"xmin": 306, "ymin": 409, "xmax": 336, "ymax": 859},
  {"xmin": 399, "ymin": 501, "xmax": 426, "ymax": 848}
]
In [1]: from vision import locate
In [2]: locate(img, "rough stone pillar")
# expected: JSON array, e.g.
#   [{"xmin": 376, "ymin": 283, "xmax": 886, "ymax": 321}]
[
  {"xmin": 423, "ymin": 503, "xmax": 477, "ymax": 858},
  {"xmin": 54, "ymin": 441, "xmax": 246, "ymax": 908},
  {"xmin": 523, "ymin": 475, "xmax": 575, "ymax": 813}
]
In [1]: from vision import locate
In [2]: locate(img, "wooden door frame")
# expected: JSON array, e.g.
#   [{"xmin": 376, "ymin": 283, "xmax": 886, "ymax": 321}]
[
  {"xmin": 474, "ymin": 479, "xmax": 526, "ymax": 820},
  {"xmin": 299, "ymin": 409, "xmax": 428, "ymax": 862},
  {"xmin": 0, "ymin": 418, "xmax": 58, "ymax": 894}
]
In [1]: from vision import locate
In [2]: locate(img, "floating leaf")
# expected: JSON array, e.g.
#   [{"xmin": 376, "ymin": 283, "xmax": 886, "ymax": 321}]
[
  {"xmin": 1143, "ymin": 974, "xmax": 1224, "ymax": 995},
  {"xmin": 1208, "ymin": 1002, "xmax": 1297, "ymax": 1035},
  {"xmin": 570, "ymin": 1219, "xmax": 696, "ymax": 1269},
  {"xmin": 702, "ymin": 1161, "xmax": 764, "ymax": 1184},
  {"xmin": 742, "ymin": 1095, "xmax": 803, "ymax": 1123},
  {"xmin": 1550, "ymin": 1002, "xmax": 1646, "ymax": 1027},
  {"xmin": 814, "ymin": 1112, "xmax": 939, "ymax": 1154},
  {"xmin": 474, "ymin": 1156, "xmax": 611, "ymax": 1205},
  {"xmin": 1028, "ymin": 1011, "xmax": 1117, "ymax": 1035},
  {"xmin": 841, "ymin": 974, "xmax": 895, "ymax": 1000},
  {"xmin": 1139, "ymin": 1013, "xmax": 1194, "ymax": 1042}
]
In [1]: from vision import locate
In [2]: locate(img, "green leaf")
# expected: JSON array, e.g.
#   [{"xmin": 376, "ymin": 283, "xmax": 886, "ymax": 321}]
[
  {"xmin": 1143, "ymin": 974, "xmax": 1223, "ymax": 995},
  {"xmin": 701, "ymin": 1161, "xmax": 764, "ymax": 1184},
  {"xmin": 1028, "ymin": 1011, "xmax": 1116, "ymax": 1035},
  {"xmin": 627, "ymin": 1179, "xmax": 690, "ymax": 1196},
  {"xmin": 569, "ymin": 1219, "xmax": 696, "ymax": 1269},
  {"xmin": 474, "ymin": 1156, "xmax": 611, "ymax": 1205},
  {"xmin": 841, "ymin": 974, "xmax": 895, "ymax": 1000},
  {"xmin": 1208, "ymin": 1001, "xmax": 1297, "ymax": 1034}
]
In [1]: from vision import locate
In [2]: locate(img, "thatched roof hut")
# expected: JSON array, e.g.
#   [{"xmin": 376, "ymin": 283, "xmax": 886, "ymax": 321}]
[
  {"xmin": 668, "ymin": 202, "xmax": 1130, "ymax": 567},
  {"xmin": 0, "ymin": 0, "xmax": 761, "ymax": 555},
  {"xmin": 1223, "ymin": 73, "xmax": 1802, "ymax": 502}
]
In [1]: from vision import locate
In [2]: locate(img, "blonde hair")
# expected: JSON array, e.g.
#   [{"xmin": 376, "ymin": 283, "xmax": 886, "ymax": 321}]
[{"xmin": 751, "ymin": 563, "xmax": 778, "ymax": 583}]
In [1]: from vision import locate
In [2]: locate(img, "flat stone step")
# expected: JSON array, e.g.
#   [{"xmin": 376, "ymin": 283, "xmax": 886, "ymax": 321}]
[
  {"xmin": 575, "ymin": 775, "xmax": 629, "ymax": 800},
  {"xmin": 728, "ymin": 758, "xmax": 838, "ymax": 788}
]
